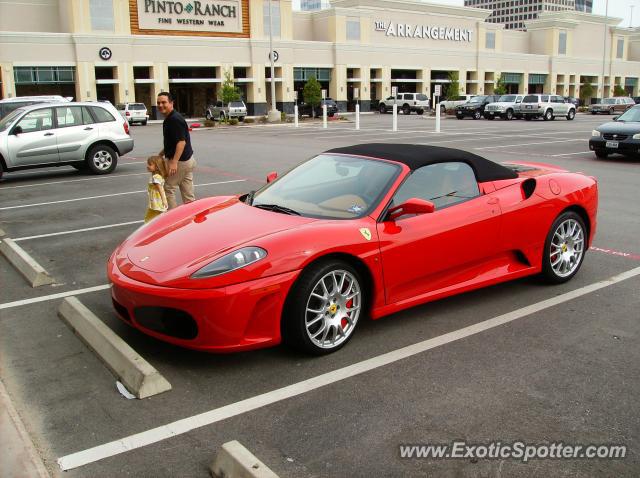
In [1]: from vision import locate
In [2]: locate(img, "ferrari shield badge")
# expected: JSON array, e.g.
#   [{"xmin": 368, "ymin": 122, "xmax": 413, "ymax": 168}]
[{"xmin": 359, "ymin": 228, "xmax": 372, "ymax": 241}]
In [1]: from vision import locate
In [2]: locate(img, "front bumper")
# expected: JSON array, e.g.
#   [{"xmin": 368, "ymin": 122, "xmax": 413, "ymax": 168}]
[
  {"xmin": 108, "ymin": 259, "xmax": 300, "ymax": 352},
  {"xmin": 456, "ymin": 108, "xmax": 481, "ymax": 117},
  {"xmin": 589, "ymin": 137, "xmax": 640, "ymax": 155},
  {"xmin": 114, "ymin": 137, "xmax": 134, "ymax": 156}
]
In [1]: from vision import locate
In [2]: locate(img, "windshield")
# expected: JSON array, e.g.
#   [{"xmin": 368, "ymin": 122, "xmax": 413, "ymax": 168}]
[
  {"xmin": 523, "ymin": 95, "xmax": 539, "ymax": 102},
  {"xmin": 229, "ymin": 101, "xmax": 245, "ymax": 107},
  {"xmin": 498, "ymin": 95, "xmax": 516, "ymax": 102},
  {"xmin": 616, "ymin": 106, "xmax": 640, "ymax": 122},
  {"xmin": 416, "ymin": 94, "xmax": 428, "ymax": 101},
  {"xmin": 129, "ymin": 103, "xmax": 146, "ymax": 110},
  {"xmin": 252, "ymin": 154, "xmax": 401, "ymax": 219},
  {"xmin": 602, "ymin": 98, "xmax": 616, "ymax": 104},
  {"xmin": 0, "ymin": 108, "xmax": 23, "ymax": 132},
  {"xmin": 469, "ymin": 96, "xmax": 486, "ymax": 103}
]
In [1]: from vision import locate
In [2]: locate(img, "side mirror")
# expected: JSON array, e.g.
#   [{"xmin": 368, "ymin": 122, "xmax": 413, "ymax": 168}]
[
  {"xmin": 266, "ymin": 171, "xmax": 278, "ymax": 183},
  {"xmin": 612, "ymin": 115, "xmax": 619, "ymax": 121},
  {"xmin": 11, "ymin": 126, "xmax": 23, "ymax": 135},
  {"xmin": 387, "ymin": 198, "xmax": 435, "ymax": 221}
]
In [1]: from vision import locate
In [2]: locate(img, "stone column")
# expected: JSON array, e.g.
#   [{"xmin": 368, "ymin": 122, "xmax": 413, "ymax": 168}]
[
  {"xmin": 247, "ymin": 63, "xmax": 267, "ymax": 117},
  {"xmin": 1, "ymin": 63, "xmax": 15, "ymax": 98},
  {"xmin": 330, "ymin": 64, "xmax": 347, "ymax": 112},
  {"xmin": 75, "ymin": 62, "xmax": 97, "ymax": 102}
]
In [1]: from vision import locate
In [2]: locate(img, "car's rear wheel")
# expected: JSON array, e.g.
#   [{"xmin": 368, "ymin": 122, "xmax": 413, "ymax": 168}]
[
  {"xmin": 594, "ymin": 150, "xmax": 608, "ymax": 159},
  {"xmin": 473, "ymin": 110, "xmax": 481, "ymax": 120},
  {"xmin": 238, "ymin": 116, "xmax": 245, "ymax": 122},
  {"xmin": 142, "ymin": 120, "xmax": 148, "ymax": 126},
  {"xmin": 282, "ymin": 260, "xmax": 364, "ymax": 355},
  {"xmin": 440, "ymin": 105, "xmax": 446, "ymax": 114},
  {"xmin": 542, "ymin": 211, "xmax": 586, "ymax": 284},
  {"xmin": 543, "ymin": 109, "xmax": 553, "ymax": 121},
  {"xmin": 379, "ymin": 104, "xmax": 386, "ymax": 114},
  {"xmin": 86, "ymin": 144, "xmax": 117, "ymax": 175},
  {"xmin": 417, "ymin": 108, "xmax": 424, "ymax": 115},
  {"xmin": 566, "ymin": 110, "xmax": 575, "ymax": 120}
]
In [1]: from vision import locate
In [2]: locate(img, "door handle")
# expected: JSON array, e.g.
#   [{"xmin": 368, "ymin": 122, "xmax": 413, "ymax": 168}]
[
  {"xmin": 84, "ymin": 127, "xmax": 94, "ymax": 130},
  {"xmin": 44, "ymin": 132, "xmax": 54, "ymax": 136},
  {"xmin": 487, "ymin": 197, "xmax": 499, "ymax": 205}
]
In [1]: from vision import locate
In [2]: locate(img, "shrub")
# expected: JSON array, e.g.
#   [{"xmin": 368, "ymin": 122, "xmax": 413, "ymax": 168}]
[
  {"xmin": 281, "ymin": 111, "xmax": 287, "ymax": 122},
  {"xmin": 243, "ymin": 117, "xmax": 255, "ymax": 124},
  {"xmin": 259, "ymin": 116, "xmax": 268, "ymax": 123},
  {"xmin": 203, "ymin": 119, "xmax": 215, "ymax": 128},
  {"xmin": 229, "ymin": 118, "xmax": 239, "ymax": 125}
]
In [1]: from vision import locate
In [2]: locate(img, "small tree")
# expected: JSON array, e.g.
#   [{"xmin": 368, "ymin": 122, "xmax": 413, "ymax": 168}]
[
  {"xmin": 494, "ymin": 75, "xmax": 507, "ymax": 95},
  {"xmin": 445, "ymin": 71, "xmax": 460, "ymax": 100},
  {"xmin": 613, "ymin": 84, "xmax": 626, "ymax": 97},
  {"xmin": 303, "ymin": 76, "xmax": 322, "ymax": 118},
  {"xmin": 220, "ymin": 69, "xmax": 241, "ymax": 106},
  {"xmin": 580, "ymin": 83, "xmax": 594, "ymax": 104}
]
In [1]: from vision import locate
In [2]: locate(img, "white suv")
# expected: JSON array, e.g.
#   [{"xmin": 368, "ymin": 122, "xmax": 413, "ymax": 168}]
[
  {"xmin": 117, "ymin": 102, "xmax": 149, "ymax": 125},
  {"xmin": 0, "ymin": 101, "xmax": 133, "ymax": 178},
  {"xmin": 378, "ymin": 93, "xmax": 429, "ymax": 115},
  {"xmin": 520, "ymin": 94, "xmax": 576, "ymax": 121},
  {"xmin": 0, "ymin": 95, "xmax": 71, "ymax": 119}
]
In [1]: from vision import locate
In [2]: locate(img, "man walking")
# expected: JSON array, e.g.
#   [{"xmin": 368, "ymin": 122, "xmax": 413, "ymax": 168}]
[{"xmin": 156, "ymin": 91, "xmax": 196, "ymax": 209}]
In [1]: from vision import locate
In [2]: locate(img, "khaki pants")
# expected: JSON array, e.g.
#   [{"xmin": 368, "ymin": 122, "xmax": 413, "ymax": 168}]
[{"xmin": 164, "ymin": 156, "xmax": 196, "ymax": 209}]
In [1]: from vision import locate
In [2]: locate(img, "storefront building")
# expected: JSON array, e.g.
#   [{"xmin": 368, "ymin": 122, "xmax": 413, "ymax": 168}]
[{"xmin": 0, "ymin": 0, "xmax": 638, "ymax": 117}]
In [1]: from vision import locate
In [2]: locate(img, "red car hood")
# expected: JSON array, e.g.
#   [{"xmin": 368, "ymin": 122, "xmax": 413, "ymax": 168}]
[{"xmin": 125, "ymin": 198, "xmax": 316, "ymax": 273}]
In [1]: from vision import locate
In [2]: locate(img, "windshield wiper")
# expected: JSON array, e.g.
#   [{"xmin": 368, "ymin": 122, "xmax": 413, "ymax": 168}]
[{"xmin": 254, "ymin": 203, "xmax": 301, "ymax": 215}]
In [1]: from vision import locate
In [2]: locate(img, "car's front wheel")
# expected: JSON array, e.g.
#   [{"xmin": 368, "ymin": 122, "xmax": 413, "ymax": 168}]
[
  {"xmin": 473, "ymin": 110, "xmax": 481, "ymax": 120},
  {"xmin": 402, "ymin": 104, "xmax": 411, "ymax": 115},
  {"xmin": 505, "ymin": 109, "xmax": 514, "ymax": 120},
  {"xmin": 85, "ymin": 144, "xmax": 117, "ymax": 175},
  {"xmin": 543, "ymin": 109, "xmax": 554, "ymax": 121},
  {"xmin": 566, "ymin": 109, "xmax": 575, "ymax": 120},
  {"xmin": 542, "ymin": 211, "xmax": 586, "ymax": 284},
  {"xmin": 379, "ymin": 104, "xmax": 386, "ymax": 114},
  {"xmin": 282, "ymin": 260, "xmax": 364, "ymax": 355}
]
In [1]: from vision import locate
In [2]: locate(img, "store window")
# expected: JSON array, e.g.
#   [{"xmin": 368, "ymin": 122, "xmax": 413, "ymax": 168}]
[
  {"xmin": 616, "ymin": 38, "xmax": 624, "ymax": 59},
  {"xmin": 558, "ymin": 31, "xmax": 567, "ymax": 55},
  {"xmin": 346, "ymin": 18, "xmax": 360, "ymax": 41},
  {"xmin": 263, "ymin": 0, "xmax": 281, "ymax": 38},
  {"xmin": 486, "ymin": 31, "xmax": 495, "ymax": 49},
  {"xmin": 90, "ymin": 0, "xmax": 114, "ymax": 32}
]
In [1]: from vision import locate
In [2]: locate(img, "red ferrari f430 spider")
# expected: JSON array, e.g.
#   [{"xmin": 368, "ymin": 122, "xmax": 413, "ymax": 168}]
[{"xmin": 108, "ymin": 144, "xmax": 598, "ymax": 354}]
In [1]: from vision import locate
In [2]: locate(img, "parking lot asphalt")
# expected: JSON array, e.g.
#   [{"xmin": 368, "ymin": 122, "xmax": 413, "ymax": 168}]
[{"xmin": 1, "ymin": 113, "xmax": 639, "ymax": 477}]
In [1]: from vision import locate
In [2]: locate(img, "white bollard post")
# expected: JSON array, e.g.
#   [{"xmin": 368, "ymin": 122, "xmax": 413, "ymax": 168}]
[
  {"xmin": 294, "ymin": 105, "xmax": 298, "ymax": 128},
  {"xmin": 355, "ymin": 103, "xmax": 360, "ymax": 130},
  {"xmin": 392, "ymin": 103, "xmax": 398, "ymax": 132},
  {"xmin": 323, "ymin": 104, "xmax": 327, "ymax": 129},
  {"xmin": 436, "ymin": 103, "xmax": 441, "ymax": 133}
]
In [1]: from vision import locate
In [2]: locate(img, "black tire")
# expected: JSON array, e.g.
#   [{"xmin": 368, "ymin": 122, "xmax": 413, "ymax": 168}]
[
  {"xmin": 505, "ymin": 109, "xmax": 514, "ymax": 121},
  {"xmin": 402, "ymin": 104, "xmax": 411, "ymax": 115},
  {"xmin": 473, "ymin": 110, "xmax": 481, "ymax": 120},
  {"xmin": 205, "ymin": 111, "xmax": 211, "ymax": 120},
  {"xmin": 541, "ymin": 211, "xmax": 587, "ymax": 284},
  {"xmin": 440, "ymin": 105, "xmax": 446, "ymax": 114},
  {"xmin": 594, "ymin": 150, "xmax": 608, "ymax": 159},
  {"xmin": 524, "ymin": 115, "xmax": 532, "ymax": 121},
  {"xmin": 543, "ymin": 109, "xmax": 553, "ymax": 121},
  {"xmin": 486, "ymin": 115, "xmax": 495, "ymax": 120},
  {"xmin": 566, "ymin": 109, "xmax": 575, "ymax": 120},
  {"xmin": 0, "ymin": 161, "xmax": 4, "ymax": 180},
  {"xmin": 85, "ymin": 144, "xmax": 117, "ymax": 175},
  {"xmin": 379, "ymin": 104, "xmax": 386, "ymax": 114},
  {"xmin": 281, "ymin": 260, "xmax": 365, "ymax": 355},
  {"xmin": 142, "ymin": 120, "xmax": 148, "ymax": 126},
  {"xmin": 238, "ymin": 116, "xmax": 245, "ymax": 122},
  {"xmin": 219, "ymin": 112, "xmax": 225, "ymax": 121},
  {"xmin": 591, "ymin": 111, "xmax": 597, "ymax": 115},
  {"xmin": 417, "ymin": 108, "xmax": 424, "ymax": 115},
  {"xmin": 456, "ymin": 114, "xmax": 464, "ymax": 120},
  {"xmin": 608, "ymin": 108, "xmax": 614, "ymax": 115}
]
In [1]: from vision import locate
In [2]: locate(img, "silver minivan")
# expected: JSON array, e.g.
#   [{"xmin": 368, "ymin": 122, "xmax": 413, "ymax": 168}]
[{"xmin": 0, "ymin": 102, "xmax": 134, "ymax": 178}]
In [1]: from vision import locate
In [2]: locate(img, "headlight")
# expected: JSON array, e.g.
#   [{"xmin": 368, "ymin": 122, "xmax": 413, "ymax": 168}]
[
  {"xmin": 633, "ymin": 133, "xmax": 640, "ymax": 140},
  {"xmin": 591, "ymin": 130, "xmax": 601, "ymax": 137},
  {"xmin": 191, "ymin": 247, "xmax": 267, "ymax": 279}
]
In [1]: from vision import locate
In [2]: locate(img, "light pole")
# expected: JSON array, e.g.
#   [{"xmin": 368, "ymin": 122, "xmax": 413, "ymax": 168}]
[
  {"xmin": 267, "ymin": 0, "xmax": 280, "ymax": 122},
  {"xmin": 600, "ymin": 0, "xmax": 609, "ymax": 102}
]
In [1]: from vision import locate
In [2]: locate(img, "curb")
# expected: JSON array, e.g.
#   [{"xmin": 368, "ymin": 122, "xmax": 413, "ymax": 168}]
[
  {"xmin": 0, "ymin": 379, "xmax": 50, "ymax": 478},
  {"xmin": 57, "ymin": 297, "xmax": 172, "ymax": 399},
  {"xmin": 211, "ymin": 440, "xmax": 279, "ymax": 478},
  {"xmin": 0, "ymin": 238, "xmax": 55, "ymax": 287}
]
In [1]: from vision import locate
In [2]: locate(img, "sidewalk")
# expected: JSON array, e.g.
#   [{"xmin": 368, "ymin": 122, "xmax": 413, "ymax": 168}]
[{"xmin": 0, "ymin": 379, "xmax": 49, "ymax": 478}]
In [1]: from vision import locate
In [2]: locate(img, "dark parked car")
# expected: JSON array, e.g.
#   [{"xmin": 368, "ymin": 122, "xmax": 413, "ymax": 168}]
[
  {"xmin": 589, "ymin": 104, "xmax": 640, "ymax": 159},
  {"xmin": 456, "ymin": 95, "xmax": 501, "ymax": 119},
  {"xmin": 564, "ymin": 96, "xmax": 580, "ymax": 107},
  {"xmin": 633, "ymin": 97, "xmax": 640, "ymax": 104},
  {"xmin": 298, "ymin": 98, "xmax": 338, "ymax": 118}
]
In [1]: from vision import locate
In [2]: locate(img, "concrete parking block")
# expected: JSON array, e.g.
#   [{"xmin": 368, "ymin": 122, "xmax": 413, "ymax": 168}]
[
  {"xmin": 211, "ymin": 440, "xmax": 279, "ymax": 478},
  {"xmin": 0, "ymin": 238, "xmax": 54, "ymax": 287},
  {"xmin": 57, "ymin": 297, "xmax": 171, "ymax": 399}
]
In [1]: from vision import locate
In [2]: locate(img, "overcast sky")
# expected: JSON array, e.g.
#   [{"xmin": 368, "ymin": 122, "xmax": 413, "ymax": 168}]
[{"xmin": 411, "ymin": 0, "xmax": 639, "ymax": 27}]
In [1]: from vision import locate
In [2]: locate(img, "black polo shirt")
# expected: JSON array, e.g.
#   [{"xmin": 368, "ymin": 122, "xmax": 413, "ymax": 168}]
[{"xmin": 163, "ymin": 110, "xmax": 193, "ymax": 161}]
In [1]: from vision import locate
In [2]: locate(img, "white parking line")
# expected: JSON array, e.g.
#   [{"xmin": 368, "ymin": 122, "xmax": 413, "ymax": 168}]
[
  {"xmin": 551, "ymin": 151, "xmax": 592, "ymax": 157},
  {"xmin": 474, "ymin": 139, "xmax": 585, "ymax": 150},
  {"xmin": 0, "ymin": 173, "xmax": 148, "ymax": 190},
  {"xmin": 0, "ymin": 180, "xmax": 246, "ymax": 211},
  {"xmin": 0, "ymin": 284, "xmax": 111, "ymax": 310},
  {"xmin": 13, "ymin": 221, "xmax": 143, "ymax": 242},
  {"xmin": 57, "ymin": 266, "xmax": 640, "ymax": 471}
]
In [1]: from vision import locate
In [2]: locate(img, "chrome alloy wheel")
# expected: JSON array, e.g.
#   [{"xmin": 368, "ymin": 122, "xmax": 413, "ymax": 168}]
[
  {"xmin": 304, "ymin": 269, "xmax": 361, "ymax": 349},
  {"xmin": 92, "ymin": 149, "xmax": 113, "ymax": 171},
  {"xmin": 549, "ymin": 218, "xmax": 584, "ymax": 278}
]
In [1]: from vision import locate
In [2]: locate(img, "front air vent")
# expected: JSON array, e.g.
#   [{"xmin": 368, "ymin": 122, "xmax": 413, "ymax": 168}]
[{"xmin": 521, "ymin": 178, "xmax": 536, "ymax": 199}]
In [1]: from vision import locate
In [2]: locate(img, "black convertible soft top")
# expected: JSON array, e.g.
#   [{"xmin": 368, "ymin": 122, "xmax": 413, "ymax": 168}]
[{"xmin": 325, "ymin": 143, "xmax": 518, "ymax": 182}]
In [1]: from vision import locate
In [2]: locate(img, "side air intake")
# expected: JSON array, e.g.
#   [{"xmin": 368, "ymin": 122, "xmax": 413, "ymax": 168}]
[{"xmin": 522, "ymin": 178, "xmax": 536, "ymax": 199}]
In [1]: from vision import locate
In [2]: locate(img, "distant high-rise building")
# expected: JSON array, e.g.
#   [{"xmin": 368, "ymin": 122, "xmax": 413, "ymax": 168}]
[
  {"xmin": 465, "ymin": 0, "xmax": 591, "ymax": 31},
  {"xmin": 300, "ymin": 0, "xmax": 331, "ymax": 11}
]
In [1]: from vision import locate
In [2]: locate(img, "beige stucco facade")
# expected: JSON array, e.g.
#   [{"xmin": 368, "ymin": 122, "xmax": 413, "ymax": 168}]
[{"xmin": 0, "ymin": 0, "xmax": 638, "ymax": 116}]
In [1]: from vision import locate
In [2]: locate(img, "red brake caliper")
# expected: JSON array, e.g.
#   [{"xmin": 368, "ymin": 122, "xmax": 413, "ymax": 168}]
[{"xmin": 342, "ymin": 298, "xmax": 353, "ymax": 329}]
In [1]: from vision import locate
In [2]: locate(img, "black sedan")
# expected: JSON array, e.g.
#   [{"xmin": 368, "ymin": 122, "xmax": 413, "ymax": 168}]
[
  {"xmin": 297, "ymin": 98, "xmax": 338, "ymax": 118},
  {"xmin": 589, "ymin": 105, "xmax": 640, "ymax": 159}
]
